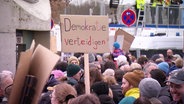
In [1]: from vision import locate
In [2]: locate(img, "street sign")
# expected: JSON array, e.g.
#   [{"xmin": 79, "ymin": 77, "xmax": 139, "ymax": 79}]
[{"xmin": 121, "ymin": 9, "xmax": 136, "ymax": 27}]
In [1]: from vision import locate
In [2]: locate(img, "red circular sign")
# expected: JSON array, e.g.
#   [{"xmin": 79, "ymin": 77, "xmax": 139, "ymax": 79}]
[{"xmin": 121, "ymin": 9, "xmax": 136, "ymax": 27}]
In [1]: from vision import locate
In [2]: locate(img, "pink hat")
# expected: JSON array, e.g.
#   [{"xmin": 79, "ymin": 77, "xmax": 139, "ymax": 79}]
[{"xmin": 51, "ymin": 70, "xmax": 64, "ymax": 79}]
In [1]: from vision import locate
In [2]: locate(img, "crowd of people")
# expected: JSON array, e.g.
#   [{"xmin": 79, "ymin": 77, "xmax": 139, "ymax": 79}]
[{"xmin": 0, "ymin": 42, "xmax": 184, "ymax": 104}]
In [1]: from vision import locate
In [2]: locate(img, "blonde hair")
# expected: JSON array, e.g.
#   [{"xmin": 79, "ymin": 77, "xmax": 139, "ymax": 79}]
[{"xmin": 103, "ymin": 76, "xmax": 117, "ymax": 85}]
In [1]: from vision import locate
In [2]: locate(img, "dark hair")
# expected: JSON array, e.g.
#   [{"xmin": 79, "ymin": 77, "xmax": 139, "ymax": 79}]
[
  {"xmin": 69, "ymin": 94, "xmax": 100, "ymax": 104},
  {"xmin": 134, "ymin": 97, "xmax": 151, "ymax": 104},
  {"xmin": 90, "ymin": 68, "xmax": 103, "ymax": 86},
  {"xmin": 54, "ymin": 61, "xmax": 68, "ymax": 72},
  {"xmin": 91, "ymin": 81, "xmax": 109, "ymax": 96},
  {"xmin": 137, "ymin": 56, "xmax": 148, "ymax": 66},
  {"xmin": 103, "ymin": 60, "xmax": 116, "ymax": 72},
  {"xmin": 150, "ymin": 69, "xmax": 166, "ymax": 87},
  {"xmin": 114, "ymin": 69, "xmax": 125, "ymax": 85}
]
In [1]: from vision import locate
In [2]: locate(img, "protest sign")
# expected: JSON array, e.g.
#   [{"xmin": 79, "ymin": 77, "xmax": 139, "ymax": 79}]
[{"xmin": 60, "ymin": 15, "xmax": 110, "ymax": 53}]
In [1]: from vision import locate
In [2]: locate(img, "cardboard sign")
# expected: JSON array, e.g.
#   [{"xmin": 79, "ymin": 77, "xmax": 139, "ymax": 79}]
[
  {"xmin": 9, "ymin": 42, "xmax": 60, "ymax": 104},
  {"xmin": 60, "ymin": 15, "xmax": 110, "ymax": 53},
  {"xmin": 114, "ymin": 28, "xmax": 135, "ymax": 52}
]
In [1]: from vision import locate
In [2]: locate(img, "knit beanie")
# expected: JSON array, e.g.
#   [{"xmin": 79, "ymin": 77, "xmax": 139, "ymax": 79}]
[
  {"xmin": 115, "ymin": 55, "xmax": 127, "ymax": 67},
  {"xmin": 139, "ymin": 78, "xmax": 161, "ymax": 98},
  {"xmin": 158, "ymin": 62, "xmax": 169, "ymax": 75},
  {"xmin": 68, "ymin": 56, "xmax": 79, "ymax": 65},
  {"xmin": 67, "ymin": 64, "xmax": 81, "ymax": 77},
  {"xmin": 123, "ymin": 70, "xmax": 144, "ymax": 87},
  {"xmin": 113, "ymin": 42, "xmax": 120, "ymax": 49}
]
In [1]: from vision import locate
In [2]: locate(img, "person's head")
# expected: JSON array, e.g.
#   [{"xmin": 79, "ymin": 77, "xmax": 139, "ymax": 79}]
[
  {"xmin": 103, "ymin": 76, "xmax": 117, "ymax": 86},
  {"xmin": 90, "ymin": 68, "xmax": 103, "ymax": 86},
  {"xmin": 149, "ymin": 97, "xmax": 162, "ymax": 104},
  {"xmin": 89, "ymin": 62, "xmax": 101, "ymax": 73},
  {"xmin": 103, "ymin": 68, "xmax": 115, "ymax": 77},
  {"xmin": 89, "ymin": 53, "xmax": 96, "ymax": 63},
  {"xmin": 113, "ymin": 42, "xmax": 120, "ymax": 50},
  {"xmin": 139, "ymin": 78, "xmax": 161, "ymax": 98},
  {"xmin": 143, "ymin": 62, "xmax": 158, "ymax": 78},
  {"xmin": 150, "ymin": 54, "xmax": 161, "ymax": 63},
  {"xmin": 121, "ymin": 70, "xmax": 144, "ymax": 94},
  {"xmin": 114, "ymin": 69, "xmax": 125, "ymax": 84},
  {"xmin": 167, "ymin": 69, "xmax": 184, "ymax": 102},
  {"xmin": 102, "ymin": 53, "xmax": 112, "ymax": 62},
  {"xmin": 54, "ymin": 61, "xmax": 68, "ymax": 72},
  {"xmin": 172, "ymin": 54, "xmax": 181, "ymax": 61},
  {"xmin": 175, "ymin": 58, "xmax": 183, "ymax": 68},
  {"xmin": 167, "ymin": 49, "xmax": 173, "ymax": 57},
  {"xmin": 67, "ymin": 64, "xmax": 82, "ymax": 81},
  {"xmin": 50, "ymin": 83, "xmax": 77, "ymax": 104},
  {"xmin": 119, "ymin": 64, "xmax": 131, "ymax": 72},
  {"xmin": 130, "ymin": 63, "xmax": 142, "ymax": 70},
  {"xmin": 134, "ymin": 96, "xmax": 151, "ymax": 104},
  {"xmin": 68, "ymin": 56, "xmax": 79, "ymax": 65},
  {"xmin": 51, "ymin": 70, "xmax": 65, "ymax": 81},
  {"xmin": 91, "ymin": 81, "xmax": 109, "ymax": 96},
  {"xmin": 158, "ymin": 62, "xmax": 169, "ymax": 76},
  {"xmin": 137, "ymin": 56, "xmax": 148, "ymax": 68},
  {"xmin": 96, "ymin": 55, "xmax": 103, "ymax": 64},
  {"xmin": 0, "ymin": 72, "xmax": 13, "ymax": 98},
  {"xmin": 115, "ymin": 55, "xmax": 128, "ymax": 68},
  {"xmin": 103, "ymin": 60, "xmax": 116, "ymax": 71},
  {"xmin": 148, "ymin": 69, "xmax": 166, "ymax": 87},
  {"xmin": 68, "ymin": 94, "xmax": 100, "ymax": 104}
]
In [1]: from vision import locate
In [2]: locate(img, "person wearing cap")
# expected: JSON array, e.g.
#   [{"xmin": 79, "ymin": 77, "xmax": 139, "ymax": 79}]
[
  {"xmin": 119, "ymin": 70, "xmax": 144, "ymax": 104},
  {"xmin": 66, "ymin": 64, "xmax": 82, "ymax": 86},
  {"xmin": 167, "ymin": 69, "xmax": 184, "ymax": 104},
  {"xmin": 138, "ymin": 78, "xmax": 162, "ymax": 104}
]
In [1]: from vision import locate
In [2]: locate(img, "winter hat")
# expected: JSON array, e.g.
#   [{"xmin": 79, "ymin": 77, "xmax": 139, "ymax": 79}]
[
  {"xmin": 158, "ymin": 62, "xmax": 169, "ymax": 75},
  {"xmin": 91, "ymin": 81, "xmax": 109, "ymax": 96},
  {"xmin": 51, "ymin": 70, "xmax": 64, "ymax": 79},
  {"xmin": 123, "ymin": 70, "xmax": 144, "ymax": 87},
  {"xmin": 113, "ymin": 42, "xmax": 120, "ymax": 49},
  {"xmin": 115, "ymin": 55, "xmax": 127, "ymax": 67},
  {"xmin": 167, "ymin": 69, "xmax": 184, "ymax": 85},
  {"xmin": 67, "ymin": 64, "xmax": 81, "ymax": 77},
  {"xmin": 103, "ymin": 68, "xmax": 115, "ymax": 77},
  {"xmin": 139, "ymin": 78, "xmax": 161, "ymax": 98},
  {"xmin": 68, "ymin": 56, "xmax": 79, "ymax": 65}
]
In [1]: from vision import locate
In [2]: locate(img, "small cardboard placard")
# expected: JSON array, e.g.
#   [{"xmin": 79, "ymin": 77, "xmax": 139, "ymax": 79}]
[
  {"xmin": 60, "ymin": 15, "xmax": 110, "ymax": 53},
  {"xmin": 114, "ymin": 29, "xmax": 135, "ymax": 52},
  {"xmin": 9, "ymin": 41, "xmax": 60, "ymax": 104}
]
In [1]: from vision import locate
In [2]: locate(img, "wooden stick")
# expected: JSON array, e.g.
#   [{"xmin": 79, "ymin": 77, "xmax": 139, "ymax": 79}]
[{"xmin": 84, "ymin": 53, "xmax": 90, "ymax": 94}]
